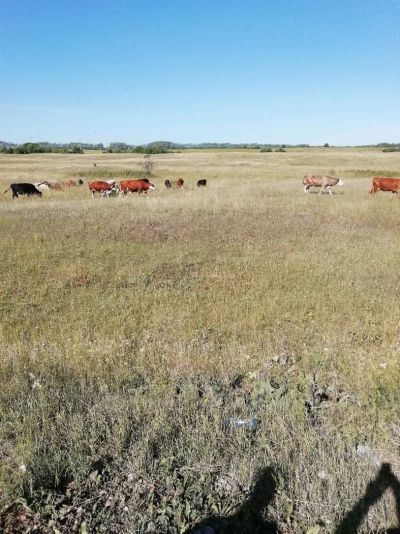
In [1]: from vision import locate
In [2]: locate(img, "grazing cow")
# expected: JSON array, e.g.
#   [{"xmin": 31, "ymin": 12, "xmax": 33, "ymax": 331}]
[
  {"xmin": 35, "ymin": 180, "xmax": 63, "ymax": 191},
  {"xmin": 369, "ymin": 176, "xmax": 400, "ymax": 194},
  {"xmin": 62, "ymin": 180, "xmax": 78, "ymax": 187},
  {"xmin": 176, "ymin": 178, "xmax": 184, "ymax": 188},
  {"xmin": 120, "ymin": 179, "xmax": 156, "ymax": 195},
  {"xmin": 165, "ymin": 179, "xmax": 172, "ymax": 189},
  {"xmin": 88, "ymin": 180, "xmax": 119, "ymax": 198},
  {"xmin": 197, "ymin": 179, "xmax": 207, "ymax": 187},
  {"xmin": 3, "ymin": 183, "xmax": 42, "ymax": 198},
  {"xmin": 303, "ymin": 175, "xmax": 344, "ymax": 195},
  {"xmin": 35, "ymin": 182, "xmax": 50, "ymax": 191}
]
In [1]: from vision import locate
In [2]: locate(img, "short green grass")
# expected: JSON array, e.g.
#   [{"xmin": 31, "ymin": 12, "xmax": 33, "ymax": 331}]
[{"xmin": 0, "ymin": 148, "xmax": 400, "ymax": 532}]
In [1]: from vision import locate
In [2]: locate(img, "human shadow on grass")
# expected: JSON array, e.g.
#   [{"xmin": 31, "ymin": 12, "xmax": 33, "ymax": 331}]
[
  {"xmin": 186, "ymin": 466, "xmax": 278, "ymax": 534},
  {"xmin": 335, "ymin": 463, "xmax": 400, "ymax": 534}
]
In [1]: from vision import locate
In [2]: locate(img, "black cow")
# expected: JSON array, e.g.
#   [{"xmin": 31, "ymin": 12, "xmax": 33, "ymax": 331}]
[
  {"xmin": 3, "ymin": 183, "xmax": 42, "ymax": 198},
  {"xmin": 197, "ymin": 179, "xmax": 207, "ymax": 187},
  {"xmin": 165, "ymin": 179, "xmax": 172, "ymax": 189}
]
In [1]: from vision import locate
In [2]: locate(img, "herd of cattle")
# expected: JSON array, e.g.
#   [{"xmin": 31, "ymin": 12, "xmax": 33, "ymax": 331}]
[
  {"xmin": 2, "ymin": 177, "xmax": 207, "ymax": 198},
  {"xmin": 2, "ymin": 175, "xmax": 400, "ymax": 199}
]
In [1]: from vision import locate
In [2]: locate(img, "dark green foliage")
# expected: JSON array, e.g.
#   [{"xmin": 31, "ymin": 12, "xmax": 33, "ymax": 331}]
[{"xmin": 4, "ymin": 142, "xmax": 92, "ymax": 154}]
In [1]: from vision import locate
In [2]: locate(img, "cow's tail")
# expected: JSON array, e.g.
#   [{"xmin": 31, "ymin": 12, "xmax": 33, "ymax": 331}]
[{"xmin": 3, "ymin": 187, "xmax": 10, "ymax": 195}]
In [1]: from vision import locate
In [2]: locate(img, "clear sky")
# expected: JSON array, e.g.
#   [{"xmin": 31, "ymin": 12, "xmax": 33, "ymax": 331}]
[{"xmin": 1, "ymin": 0, "xmax": 399, "ymax": 145}]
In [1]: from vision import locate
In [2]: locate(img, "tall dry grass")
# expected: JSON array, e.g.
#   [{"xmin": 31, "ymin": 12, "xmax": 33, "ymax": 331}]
[{"xmin": 0, "ymin": 148, "xmax": 400, "ymax": 532}]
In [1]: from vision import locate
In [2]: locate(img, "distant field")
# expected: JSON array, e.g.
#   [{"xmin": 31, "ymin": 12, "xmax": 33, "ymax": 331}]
[{"xmin": 1, "ymin": 148, "xmax": 400, "ymax": 533}]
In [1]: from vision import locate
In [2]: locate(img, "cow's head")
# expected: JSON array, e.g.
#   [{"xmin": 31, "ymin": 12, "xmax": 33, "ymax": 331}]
[
  {"xmin": 148, "ymin": 182, "xmax": 156, "ymax": 190},
  {"xmin": 337, "ymin": 178, "xmax": 344, "ymax": 186}
]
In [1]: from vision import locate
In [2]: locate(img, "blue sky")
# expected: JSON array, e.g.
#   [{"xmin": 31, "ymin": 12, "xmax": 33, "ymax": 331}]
[{"xmin": 1, "ymin": 0, "xmax": 399, "ymax": 145}]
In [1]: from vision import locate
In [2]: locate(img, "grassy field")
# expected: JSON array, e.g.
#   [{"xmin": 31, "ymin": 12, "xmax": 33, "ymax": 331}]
[{"xmin": 0, "ymin": 148, "xmax": 400, "ymax": 533}]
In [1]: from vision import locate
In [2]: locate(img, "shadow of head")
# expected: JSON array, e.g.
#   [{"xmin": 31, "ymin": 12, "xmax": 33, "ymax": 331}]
[{"xmin": 186, "ymin": 466, "xmax": 278, "ymax": 534}]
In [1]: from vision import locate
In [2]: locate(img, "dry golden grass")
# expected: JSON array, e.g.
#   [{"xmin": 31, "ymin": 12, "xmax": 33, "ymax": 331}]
[{"xmin": 0, "ymin": 148, "xmax": 400, "ymax": 532}]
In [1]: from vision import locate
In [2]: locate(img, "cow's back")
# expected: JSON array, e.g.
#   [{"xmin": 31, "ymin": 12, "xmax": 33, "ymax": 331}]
[{"xmin": 120, "ymin": 179, "xmax": 151, "ymax": 192}]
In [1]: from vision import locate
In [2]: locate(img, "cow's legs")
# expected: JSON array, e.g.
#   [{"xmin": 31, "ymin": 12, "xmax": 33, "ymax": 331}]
[{"xmin": 304, "ymin": 185, "xmax": 309, "ymax": 194}]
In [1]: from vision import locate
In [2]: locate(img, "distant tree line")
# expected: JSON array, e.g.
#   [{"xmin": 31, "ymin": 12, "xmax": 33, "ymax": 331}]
[
  {"xmin": 107, "ymin": 141, "xmax": 305, "ymax": 153},
  {"xmin": 107, "ymin": 142, "xmax": 171, "ymax": 154},
  {"xmin": 379, "ymin": 143, "xmax": 400, "ymax": 153},
  {"xmin": 0, "ymin": 142, "xmax": 104, "ymax": 154},
  {"xmin": 1, "ymin": 140, "xmax": 399, "ymax": 154}
]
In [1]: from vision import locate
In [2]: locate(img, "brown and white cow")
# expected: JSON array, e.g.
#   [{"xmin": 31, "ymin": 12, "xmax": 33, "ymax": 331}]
[
  {"xmin": 35, "ymin": 180, "xmax": 63, "ymax": 191},
  {"xmin": 176, "ymin": 178, "xmax": 184, "ymax": 189},
  {"xmin": 369, "ymin": 176, "xmax": 400, "ymax": 194},
  {"xmin": 88, "ymin": 180, "xmax": 119, "ymax": 198},
  {"xmin": 303, "ymin": 175, "xmax": 344, "ymax": 195},
  {"xmin": 119, "ymin": 179, "xmax": 155, "ymax": 195}
]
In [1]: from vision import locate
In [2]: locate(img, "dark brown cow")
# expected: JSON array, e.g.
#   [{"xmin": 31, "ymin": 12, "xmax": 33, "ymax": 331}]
[
  {"xmin": 88, "ymin": 180, "xmax": 119, "ymax": 198},
  {"xmin": 303, "ymin": 175, "xmax": 344, "ymax": 195},
  {"xmin": 165, "ymin": 179, "xmax": 172, "ymax": 189},
  {"xmin": 369, "ymin": 176, "xmax": 400, "ymax": 194},
  {"xmin": 120, "ymin": 179, "xmax": 156, "ymax": 195},
  {"xmin": 197, "ymin": 179, "xmax": 207, "ymax": 187}
]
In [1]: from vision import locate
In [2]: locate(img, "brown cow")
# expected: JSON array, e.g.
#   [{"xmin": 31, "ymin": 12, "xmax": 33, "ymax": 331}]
[
  {"xmin": 165, "ymin": 179, "xmax": 172, "ymax": 189},
  {"xmin": 61, "ymin": 179, "xmax": 84, "ymax": 187},
  {"xmin": 176, "ymin": 178, "xmax": 184, "ymax": 188},
  {"xmin": 369, "ymin": 176, "xmax": 400, "ymax": 194},
  {"xmin": 303, "ymin": 175, "xmax": 344, "ymax": 195},
  {"xmin": 120, "ymin": 179, "xmax": 156, "ymax": 195},
  {"xmin": 61, "ymin": 180, "xmax": 78, "ymax": 187},
  {"xmin": 88, "ymin": 180, "xmax": 119, "ymax": 198}
]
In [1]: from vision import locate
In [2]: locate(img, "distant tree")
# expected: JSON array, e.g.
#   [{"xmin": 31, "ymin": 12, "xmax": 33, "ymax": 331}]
[{"xmin": 324, "ymin": 143, "xmax": 330, "ymax": 147}]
